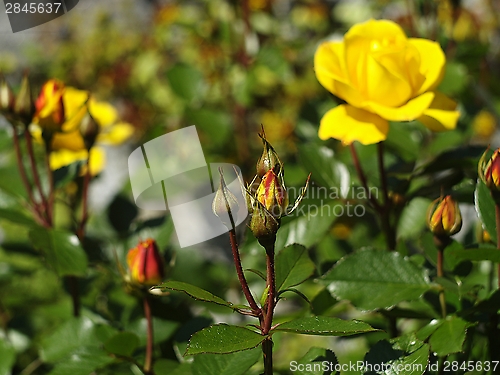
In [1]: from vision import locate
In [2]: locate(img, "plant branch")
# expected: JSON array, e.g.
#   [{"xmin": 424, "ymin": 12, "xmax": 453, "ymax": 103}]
[
  {"xmin": 23, "ymin": 128, "xmax": 50, "ymax": 223},
  {"xmin": 377, "ymin": 142, "xmax": 396, "ymax": 251},
  {"xmin": 262, "ymin": 242, "xmax": 276, "ymax": 375},
  {"xmin": 143, "ymin": 296, "xmax": 154, "ymax": 374},
  {"xmin": 229, "ymin": 229, "xmax": 261, "ymax": 315},
  {"xmin": 76, "ymin": 156, "xmax": 91, "ymax": 240},
  {"xmin": 349, "ymin": 143, "xmax": 381, "ymax": 211},
  {"xmin": 11, "ymin": 126, "xmax": 47, "ymax": 226}
]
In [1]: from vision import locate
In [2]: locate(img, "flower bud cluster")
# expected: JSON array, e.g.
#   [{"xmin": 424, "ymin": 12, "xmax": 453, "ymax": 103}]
[{"xmin": 0, "ymin": 75, "xmax": 36, "ymax": 124}]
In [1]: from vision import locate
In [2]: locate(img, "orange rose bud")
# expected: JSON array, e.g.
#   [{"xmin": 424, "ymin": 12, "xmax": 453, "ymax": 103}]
[
  {"xmin": 479, "ymin": 148, "xmax": 500, "ymax": 192},
  {"xmin": 427, "ymin": 195, "xmax": 462, "ymax": 237},
  {"xmin": 127, "ymin": 239, "xmax": 165, "ymax": 286},
  {"xmin": 34, "ymin": 79, "xmax": 65, "ymax": 131}
]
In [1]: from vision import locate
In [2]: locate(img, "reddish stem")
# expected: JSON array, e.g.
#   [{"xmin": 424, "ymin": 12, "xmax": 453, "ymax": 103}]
[
  {"xmin": 229, "ymin": 229, "xmax": 261, "ymax": 315},
  {"xmin": 143, "ymin": 296, "xmax": 154, "ymax": 374}
]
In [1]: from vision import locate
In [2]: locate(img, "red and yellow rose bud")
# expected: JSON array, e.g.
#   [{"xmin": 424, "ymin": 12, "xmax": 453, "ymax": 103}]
[
  {"xmin": 427, "ymin": 195, "xmax": 462, "ymax": 237},
  {"xmin": 479, "ymin": 148, "xmax": 500, "ymax": 192},
  {"xmin": 127, "ymin": 239, "xmax": 165, "ymax": 286},
  {"xmin": 34, "ymin": 79, "xmax": 66, "ymax": 132},
  {"xmin": 14, "ymin": 75, "xmax": 35, "ymax": 124},
  {"xmin": 256, "ymin": 168, "xmax": 289, "ymax": 217}
]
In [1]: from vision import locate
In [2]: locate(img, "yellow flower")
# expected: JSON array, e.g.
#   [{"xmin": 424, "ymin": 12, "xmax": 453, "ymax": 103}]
[
  {"xmin": 33, "ymin": 85, "xmax": 135, "ymax": 175},
  {"xmin": 315, "ymin": 19, "xmax": 460, "ymax": 145},
  {"xmin": 34, "ymin": 79, "xmax": 66, "ymax": 131}
]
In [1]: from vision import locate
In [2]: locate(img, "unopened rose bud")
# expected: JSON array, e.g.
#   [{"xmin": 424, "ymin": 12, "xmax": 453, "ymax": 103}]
[
  {"xmin": 256, "ymin": 168, "xmax": 288, "ymax": 218},
  {"xmin": 14, "ymin": 74, "xmax": 35, "ymax": 124},
  {"xmin": 0, "ymin": 76, "xmax": 15, "ymax": 114},
  {"xmin": 256, "ymin": 136, "xmax": 281, "ymax": 177},
  {"xmin": 479, "ymin": 148, "xmax": 500, "ymax": 193},
  {"xmin": 427, "ymin": 195, "xmax": 462, "ymax": 237},
  {"xmin": 249, "ymin": 202, "xmax": 280, "ymax": 248},
  {"xmin": 127, "ymin": 239, "xmax": 165, "ymax": 286},
  {"xmin": 34, "ymin": 79, "xmax": 65, "ymax": 132},
  {"xmin": 212, "ymin": 170, "xmax": 239, "ymax": 229},
  {"xmin": 79, "ymin": 111, "xmax": 100, "ymax": 150}
]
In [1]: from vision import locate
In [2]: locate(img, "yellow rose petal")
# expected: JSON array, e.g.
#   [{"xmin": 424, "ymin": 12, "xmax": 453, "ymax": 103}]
[
  {"xmin": 318, "ymin": 104, "xmax": 389, "ymax": 145},
  {"xmin": 62, "ymin": 87, "xmax": 89, "ymax": 132},
  {"xmin": 51, "ymin": 130, "xmax": 86, "ymax": 151},
  {"xmin": 89, "ymin": 100, "xmax": 118, "ymax": 127},
  {"xmin": 364, "ymin": 91, "xmax": 435, "ymax": 122},
  {"xmin": 409, "ymin": 38, "xmax": 446, "ymax": 94},
  {"xmin": 97, "ymin": 122, "xmax": 135, "ymax": 145},
  {"xmin": 50, "ymin": 149, "xmax": 88, "ymax": 171},
  {"xmin": 364, "ymin": 53, "xmax": 412, "ymax": 107},
  {"xmin": 418, "ymin": 92, "xmax": 459, "ymax": 131},
  {"xmin": 88, "ymin": 147, "xmax": 106, "ymax": 175},
  {"xmin": 314, "ymin": 41, "xmax": 347, "ymax": 91},
  {"xmin": 345, "ymin": 19, "xmax": 407, "ymax": 43}
]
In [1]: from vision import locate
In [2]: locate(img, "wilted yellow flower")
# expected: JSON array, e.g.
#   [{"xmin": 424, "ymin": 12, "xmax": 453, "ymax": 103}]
[
  {"xmin": 427, "ymin": 195, "xmax": 462, "ymax": 237},
  {"xmin": 315, "ymin": 19, "xmax": 460, "ymax": 145},
  {"xmin": 33, "ymin": 85, "xmax": 134, "ymax": 175}
]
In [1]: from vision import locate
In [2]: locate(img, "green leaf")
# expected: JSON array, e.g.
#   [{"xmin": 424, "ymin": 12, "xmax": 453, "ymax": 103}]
[
  {"xmin": 275, "ymin": 244, "xmax": 315, "ymax": 292},
  {"xmin": 446, "ymin": 246, "xmax": 500, "ymax": 264},
  {"xmin": 104, "ymin": 332, "xmax": 140, "ymax": 357},
  {"xmin": 298, "ymin": 143, "xmax": 350, "ymax": 192},
  {"xmin": 192, "ymin": 347, "xmax": 261, "ymax": 375},
  {"xmin": 185, "ymin": 324, "xmax": 266, "ymax": 355},
  {"xmin": 29, "ymin": 228, "xmax": 88, "ymax": 277},
  {"xmin": 396, "ymin": 197, "xmax": 432, "ymax": 240},
  {"xmin": 428, "ymin": 317, "xmax": 470, "ymax": 356},
  {"xmin": 273, "ymin": 316, "xmax": 378, "ymax": 336},
  {"xmin": 166, "ymin": 64, "xmax": 205, "ymax": 101},
  {"xmin": 40, "ymin": 317, "xmax": 100, "ymax": 363},
  {"xmin": 438, "ymin": 61, "xmax": 468, "ymax": 96},
  {"xmin": 0, "ymin": 207, "xmax": 36, "ymax": 227},
  {"xmin": 474, "ymin": 179, "xmax": 497, "ymax": 244},
  {"xmin": 0, "ymin": 338, "xmax": 15, "ymax": 375},
  {"xmin": 323, "ymin": 248, "xmax": 431, "ymax": 310},
  {"xmin": 386, "ymin": 124, "xmax": 420, "ymax": 162},
  {"xmin": 293, "ymin": 347, "xmax": 338, "ymax": 375},
  {"xmin": 155, "ymin": 280, "xmax": 238, "ymax": 310},
  {"xmin": 364, "ymin": 338, "xmax": 429, "ymax": 375},
  {"xmin": 417, "ymin": 146, "xmax": 484, "ymax": 175},
  {"xmin": 47, "ymin": 347, "xmax": 113, "ymax": 375}
]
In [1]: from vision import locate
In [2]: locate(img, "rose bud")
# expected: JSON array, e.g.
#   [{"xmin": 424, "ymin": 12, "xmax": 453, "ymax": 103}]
[
  {"xmin": 0, "ymin": 76, "xmax": 15, "ymax": 114},
  {"xmin": 427, "ymin": 195, "xmax": 462, "ymax": 237},
  {"xmin": 14, "ymin": 74, "xmax": 35, "ymax": 124},
  {"xmin": 479, "ymin": 148, "xmax": 500, "ymax": 192},
  {"xmin": 34, "ymin": 79, "xmax": 66, "ymax": 132},
  {"xmin": 127, "ymin": 239, "xmax": 165, "ymax": 286}
]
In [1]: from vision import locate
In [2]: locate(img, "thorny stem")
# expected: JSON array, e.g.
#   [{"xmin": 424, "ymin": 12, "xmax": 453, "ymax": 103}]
[
  {"xmin": 24, "ymin": 128, "xmax": 50, "ymax": 224},
  {"xmin": 76, "ymin": 156, "xmax": 92, "ymax": 240},
  {"xmin": 377, "ymin": 142, "xmax": 396, "ymax": 251},
  {"xmin": 229, "ymin": 229, "xmax": 261, "ymax": 314},
  {"xmin": 437, "ymin": 247, "xmax": 447, "ymax": 318},
  {"xmin": 349, "ymin": 144, "xmax": 381, "ymax": 211},
  {"xmin": 43, "ymin": 137, "xmax": 55, "ymax": 225},
  {"xmin": 488, "ymin": 201, "xmax": 500, "ymax": 361},
  {"xmin": 11, "ymin": 126, "xmax": 47, "ymax": 227},
  {"xmin": 143, "ymin": 296, "xmax": 154, "ymax": 375},
  {"xmin": 262, "ymin": 243, "xmax": 276, "ymax": 375}
]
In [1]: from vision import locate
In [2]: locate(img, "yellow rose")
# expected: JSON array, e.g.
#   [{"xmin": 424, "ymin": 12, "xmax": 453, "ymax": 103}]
[
  {"xmin": 315, "ymin": 19, "xmax": 460, "ymax": 145},
  {"xmin": 33, "ymin": 85, "xmax": 135, "ymax": 175}
]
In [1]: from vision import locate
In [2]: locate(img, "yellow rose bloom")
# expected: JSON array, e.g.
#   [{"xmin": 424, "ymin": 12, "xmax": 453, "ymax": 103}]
[
  {"xmin": 315, "ymin": 19, "xmax": 460, "ymax": 145},
  {"xmin": 33, "ymin": 85, "xmax": 134, "ymax": 175}
]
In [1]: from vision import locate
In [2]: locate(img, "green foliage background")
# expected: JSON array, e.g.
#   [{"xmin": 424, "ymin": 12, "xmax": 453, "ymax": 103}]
[{"xmin": 1, "ymin": 0, "xmax": 500, "ymax": 374}]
